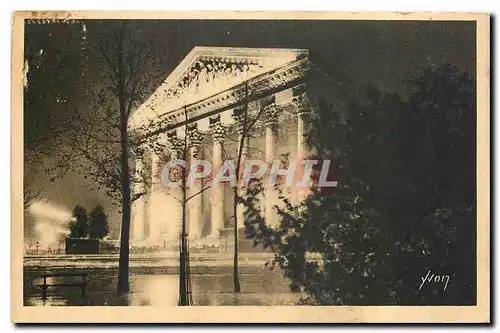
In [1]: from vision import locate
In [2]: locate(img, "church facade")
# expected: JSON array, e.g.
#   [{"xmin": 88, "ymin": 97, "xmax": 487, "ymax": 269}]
[{"xmin": 128, "ymin": 46, "xmax": 334, "ymax": 247}]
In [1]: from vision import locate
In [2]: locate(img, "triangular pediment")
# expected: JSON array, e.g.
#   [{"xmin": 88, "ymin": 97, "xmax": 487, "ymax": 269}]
[{"xmin": 131, "ymin": 46, "xmax": 308, "ymax": 128}]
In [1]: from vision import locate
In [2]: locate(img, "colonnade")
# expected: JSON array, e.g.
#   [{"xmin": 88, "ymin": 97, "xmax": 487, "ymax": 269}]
[{"xmin": 131, "ymin": 92, "xmax": 312, "ymax": 243}]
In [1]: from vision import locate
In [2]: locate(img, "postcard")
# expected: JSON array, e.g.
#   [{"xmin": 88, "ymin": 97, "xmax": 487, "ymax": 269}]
[{"xmin": 11, "ymin": 11, "xmax": 490, "ymax": 323}]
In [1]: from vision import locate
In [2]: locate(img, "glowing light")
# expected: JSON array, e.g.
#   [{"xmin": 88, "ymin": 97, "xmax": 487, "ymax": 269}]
[{"xmin": 28, "ymin": 202, "xmax": 73, "ymax": 248}]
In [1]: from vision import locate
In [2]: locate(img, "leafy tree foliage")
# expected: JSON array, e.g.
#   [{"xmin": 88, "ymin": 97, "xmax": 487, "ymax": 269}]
[
  {"xmin": 89, "ymin": 204, "xmax": 109, "ymax": 240},
  {"xmin": 244, "ymin": 64, "xmax": 476, "ymax": 305},
  {"xmin": 69, "ymin": 205, "xmax": 89, "ymax": 239}
]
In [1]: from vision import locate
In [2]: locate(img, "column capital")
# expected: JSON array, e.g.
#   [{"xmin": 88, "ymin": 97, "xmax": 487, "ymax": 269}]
[
  {"xmin": 232, "ymin": 106, "xmax": 247, "ymax": 135},
  {"xmin": 133, "ymin": 146, "xmax": 145, "ymax": 159},
  {"xmin": 263, "ymin": 102, "xmax": 279, "ymax": 125},
  {"xmin": 151, "ymin": 133, "xmax": 169, "ymax": 158},
  {"xmin": 187, "ymin": 123, "xmax": 204, "ymax": 147},
  {"xmin": 168, "ymin": 131, "xmax": 184, "ymax": 154},
  {"xmin": 209, "ymin": 115, "xmax": 227, "ymax": 139},
  {"xmin": 291, "ymin": 92, "xmax": 311, "ymax": 116}
]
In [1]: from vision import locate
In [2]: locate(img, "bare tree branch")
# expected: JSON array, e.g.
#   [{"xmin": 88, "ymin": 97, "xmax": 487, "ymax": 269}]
[{"xmin": 185, "ymin": 184, "xmax": 212, "ymax": 203}]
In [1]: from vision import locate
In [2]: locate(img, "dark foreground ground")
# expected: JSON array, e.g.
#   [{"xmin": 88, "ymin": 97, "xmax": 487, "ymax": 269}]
[{"xmin": 23, "ymin": 252, "xmax": 302, "ymax": 306}]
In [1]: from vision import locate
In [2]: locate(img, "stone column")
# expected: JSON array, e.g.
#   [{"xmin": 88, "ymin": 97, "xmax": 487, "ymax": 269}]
[
  {"xmin": 237, "ymin": 134, "xmax": 250, "ymax": 229},
  {"xmin": 187, "ymin": 126, "xmax": 204, "ymax": 240},
  {"xmin": 168, "ymin": 143, "xmax": 183, "ymax": 241},
  {"xmin": 209, "ymin": 116, "xmax": 226, "ymax": 239},
  {"xmin": 233, "ymin": 107, "xmax": 250, "ymax": 230},
  {"xmin": 264, "ymin": 102, "xmax": 278, "ymax": 226},
  {"xmin": 132, "ymin": 148, "xmax": 146, "ymax": 241},
  {"xmin": 293, "ymin": 93, "xmax": 310, "ymax": 160},
  {"xmin": 148, "ymin": 148, "xmax": 161, "ymax": 240},
  {"xmin": 292, "ymin": 93, "xmax": 312, "ymax": 203}
]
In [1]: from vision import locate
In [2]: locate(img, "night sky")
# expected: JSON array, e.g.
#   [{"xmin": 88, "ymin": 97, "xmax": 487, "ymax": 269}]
[
  {"xmin": 25, "ymin": 20, "xmax": 476, "ymax": 237},
  {"xmin": 135, "ymin": 20, "xmax": 476, "ymax": 95}
]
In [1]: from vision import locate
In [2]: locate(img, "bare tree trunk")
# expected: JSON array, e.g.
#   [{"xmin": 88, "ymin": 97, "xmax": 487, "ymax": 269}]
[
  {"xmin": 232, "ymin": 83, "xmax": 250, "ymax": 293},
  {"xmin": 117, "ymin": 122, "xmax": 131, "ymax": 294},
  {"xmin": 178, "ymin": 107, "xmax": 193, "ymax": 305},
  {"xmin": 116, "ymin": 27, "xmax": 132, "ymax": 295},
  {"xmin": 233, "ymin": 187, "xmax": 241, "ymax": 292},
  {"xmin": 178, "ymin": 159, "xmax": 192, "ymax": 305}
]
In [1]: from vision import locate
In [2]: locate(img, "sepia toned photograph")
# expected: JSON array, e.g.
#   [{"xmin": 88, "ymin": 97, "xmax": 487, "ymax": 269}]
[{"xmin": 11, "ymin": 11, "xmax": 489, "ymax": 323}]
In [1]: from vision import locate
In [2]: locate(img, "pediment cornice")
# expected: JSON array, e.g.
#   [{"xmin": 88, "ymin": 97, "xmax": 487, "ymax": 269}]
[
  {"xmin": 130, "ymin": 47, "xmax": 309, "ymax": 129},
  {"xmin": 134, "ymin": 57, "xmax": 310, "ymax": 142},
  {"xmin": 166, "ymin": 46, "xmax": 308, "ymax": 90}
]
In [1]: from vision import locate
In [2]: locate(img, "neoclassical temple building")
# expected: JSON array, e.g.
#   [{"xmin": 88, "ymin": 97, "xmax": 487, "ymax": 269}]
[{"xmin": 128, "ymin": 47, "xmax": 335, "ymax": 249}]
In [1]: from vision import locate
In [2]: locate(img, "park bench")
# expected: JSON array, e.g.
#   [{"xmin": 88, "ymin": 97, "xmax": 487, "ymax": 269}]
[{"xmin": 35, "ymin": 272, "xmax": 88, "ymax": 298}]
